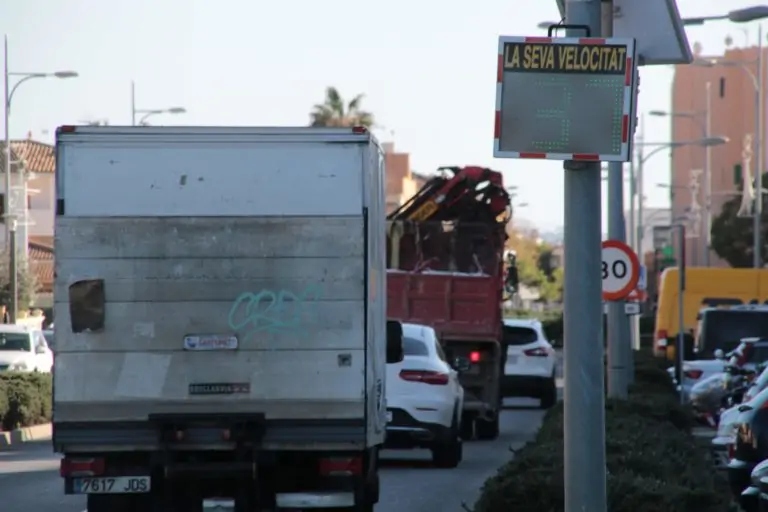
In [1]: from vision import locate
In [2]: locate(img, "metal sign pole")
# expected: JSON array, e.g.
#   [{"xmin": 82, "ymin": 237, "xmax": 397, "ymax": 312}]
[
  {"xmin": 562, "ymin": 0, "xmax": 607, "ymax": 509},
  {"xmin": 677, "ymin": 224, "xmax": 686, "ymax": 404}
]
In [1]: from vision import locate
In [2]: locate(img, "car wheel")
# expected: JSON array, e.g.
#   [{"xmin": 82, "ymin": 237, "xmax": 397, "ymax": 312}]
[
  {"xmin": 431, "ymin": 415, "xmax": 463, "ymax": 468},
  {"xmin": 475, "ymin": 415, "xmax": 499, "ymax": 441},
  {"xmin": 540, "ymin": 374, "xmax": 557, "ymax": 409}
]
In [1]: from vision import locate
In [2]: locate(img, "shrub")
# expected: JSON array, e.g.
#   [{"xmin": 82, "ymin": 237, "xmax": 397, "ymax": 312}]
[
  {"xmin": 0, "ymin": 372, "xmax": 53, "ymax": 431},
  {"xmin": 473, "ymin": 350, "xmax": 731, "ymax": 512}
]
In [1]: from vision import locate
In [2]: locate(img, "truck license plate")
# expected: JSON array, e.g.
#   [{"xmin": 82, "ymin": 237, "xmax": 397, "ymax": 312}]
[
  {"xmin": 73, "ymin": 476, "xmax": 151, "ymax": 494},
  {"xmin": 386, "ymin": 411, "xmax": 393, "ymax": 423}
]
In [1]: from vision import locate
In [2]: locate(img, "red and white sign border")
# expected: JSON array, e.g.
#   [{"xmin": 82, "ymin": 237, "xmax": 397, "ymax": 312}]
[
  {"xmin": 601, "ymin": 240, "xmax": 640, "ymax": 301},
  {"xmin": 493, "ymin": 35, "xmax": 638, "ymax": 162}
]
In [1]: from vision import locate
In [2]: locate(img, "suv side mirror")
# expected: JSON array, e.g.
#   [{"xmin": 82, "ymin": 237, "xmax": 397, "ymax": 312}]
[
  {"xmin": 453, "ymin": 356, "xmax": 471, "ymax": 372},
  {"xmin": 386, "ymin": 320, "xmax": 404, "ymax": 364}
]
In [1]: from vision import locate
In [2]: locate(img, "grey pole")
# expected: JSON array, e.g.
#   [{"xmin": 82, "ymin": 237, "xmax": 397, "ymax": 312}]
[
  {"xmin": 628, "ymin": 144, "xmax": 640, "ymax": 351},
  {"xmin": 703, "ymin": 82, "xmax": 712, "ymax": 267},
  {"xmin": 563, "ymin": 0, "xmax": 607, "ymax": 509},
  {"xmin": 676, "ymin": 224, "xmax": 685, "ymax": 404},
  {"xmin": 755, "ymin": 26, "xmax": 764, "ymax": 269},
  {"xmin": 604, "ymin": 0, "xmax": 630, "ymax": 399},
  {"xmin": 3, "ymin": 36, "xmax": 11, "ymax": 257},
  {"xmin": 636, "ymin": 116, "xmax": 645, "ymax": 260},
  {"xmin": 131, "ymin": 80, "xmax": 136, "ymax": 126}
]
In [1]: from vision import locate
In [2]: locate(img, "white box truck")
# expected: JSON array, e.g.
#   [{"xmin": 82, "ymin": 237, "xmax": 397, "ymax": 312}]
[{"xmin": 52, "ymin": 125, "xmax": 403, "ymax": 511}]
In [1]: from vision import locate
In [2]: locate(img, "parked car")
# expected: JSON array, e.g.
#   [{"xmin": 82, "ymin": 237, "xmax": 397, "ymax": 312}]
[
  {"xmin": 669, "ymin": 354, "xmax": 727, "ymax": 402},
  {"xmin": 0, "ymin": 325, "xmax": 53, "ymax": 373},
  {"xmin": 689, "ymin": 372, "xmax": 730, "ymax": 426},
  {"xmin": 744, "ymin": 364, "xmax": 768, "ymax": 403},
  {"xmin": 727, "ymin": 386, "xmax": 768, "ymax": 502},
  {"xmin": 500, "ymin": 318, "xmax": 557, "ymax": 408},
  {"xmin": 385, "ymin": 322, "xmax": 466, "ymax": 468},
  {"xmin": 741, "ymin": 458, "xmax": 768, "ymax": 512},
  {"xmin": 713, "ymin": 405, "xmax": 745, "ymax": 470}
]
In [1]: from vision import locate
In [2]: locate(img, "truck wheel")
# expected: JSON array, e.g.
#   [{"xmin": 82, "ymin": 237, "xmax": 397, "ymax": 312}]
[
  {"xmin": 475, "ymin": 415, "xmax": 499, "ymax": 440},
  {"xmin": 460, "ymin": 412, "xmax": 474, "ymax": 440},
  {"xmin": 540, "ymin": 375, "xmax": 557, "ymax": 409}
]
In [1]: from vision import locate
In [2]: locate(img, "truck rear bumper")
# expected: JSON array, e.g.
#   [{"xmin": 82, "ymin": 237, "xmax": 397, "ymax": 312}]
[
  {"xmin": 54, "ymin": 413, "xmax": 370, "ymax": 453},
  {"xmin": 277, "ymin": 491, "xmax": 355, "ymax": 508}
]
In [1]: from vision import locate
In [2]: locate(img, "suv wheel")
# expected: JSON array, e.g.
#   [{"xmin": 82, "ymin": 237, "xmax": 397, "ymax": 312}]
[{"xmin": 540, "ymin": 374, "xmax": 557, "ymax": 409}]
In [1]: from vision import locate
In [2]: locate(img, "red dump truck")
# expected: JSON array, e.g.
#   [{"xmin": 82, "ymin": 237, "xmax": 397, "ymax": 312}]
[{"xmin": 386, "ymin": 166, "xmax": 511, "ymax": 440}]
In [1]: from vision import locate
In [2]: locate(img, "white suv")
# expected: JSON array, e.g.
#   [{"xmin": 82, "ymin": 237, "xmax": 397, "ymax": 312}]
[
  {"xmin": 501, "ymin": 319, "xmax": 557, "ymax": 408},
  {"xmin": 385, "ymin": 322, "xmax": 465, "ymax": 468},
  {"xmin": 0, "ymin": 325, "xmax": 54, "ymax": 373}
]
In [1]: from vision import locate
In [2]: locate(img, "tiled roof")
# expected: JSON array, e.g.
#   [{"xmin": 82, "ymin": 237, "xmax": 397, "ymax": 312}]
[
  {"xmin": 0, "ymin": 140, "xmax": 56, "ymax": 174},
  {"xmin": 29, "ymin": 236, "xmax": 53, "ymax": 250},
  {"xmin": 28, "ymin": 241, "xmax": 54, "ymax": 293}
]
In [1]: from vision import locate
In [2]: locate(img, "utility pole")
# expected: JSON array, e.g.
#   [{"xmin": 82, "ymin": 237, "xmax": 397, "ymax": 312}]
[
  {"xmin": 604, "ymin": 0, "xmax": 631, "ymax": 398},
  {"xmin": 755, "ymin": 26, "xmax": 764, "ymax": 269},
  {"xmin": 703, "ymin": 81, "xmax": 712, "ymax": 266},
  {"xmin": 562, "ymin": 0, "xmax": 607, "ymax": 510}
]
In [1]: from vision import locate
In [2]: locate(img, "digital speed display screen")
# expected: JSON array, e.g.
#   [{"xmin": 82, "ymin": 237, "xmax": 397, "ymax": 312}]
[{"xmin": 494, "ymin": 38, "xmax": 637, "ymax": 162}]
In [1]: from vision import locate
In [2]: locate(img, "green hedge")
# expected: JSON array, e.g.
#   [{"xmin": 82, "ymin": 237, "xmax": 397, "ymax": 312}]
[
  {"xmin": 0, "ymin": 372, "xmax": 53, "ymax": 431},
  {"xmin": 473, "ymin": 350, "xmax": 732, "ymax": 512}
]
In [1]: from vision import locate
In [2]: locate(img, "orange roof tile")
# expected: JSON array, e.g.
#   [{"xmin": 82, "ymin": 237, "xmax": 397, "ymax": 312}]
[{"xmin": 0, "ymin": 140, "xmax": 55, "ymax": 174}]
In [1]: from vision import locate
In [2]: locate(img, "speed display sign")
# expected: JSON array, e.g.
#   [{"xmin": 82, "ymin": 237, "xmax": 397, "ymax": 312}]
[{"xmin": 601, "ymin": 240, "xmax": 640, "ymax": 301}]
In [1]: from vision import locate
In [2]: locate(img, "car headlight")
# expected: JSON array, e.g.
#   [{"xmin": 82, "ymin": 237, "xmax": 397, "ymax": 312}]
[
  {"xmin": 9, "ymin": 361, "xmax": 29, "ymax": 371},
  {"xmin": 751, "ymin": 460, "xmax": 768, "ymax": 486}
]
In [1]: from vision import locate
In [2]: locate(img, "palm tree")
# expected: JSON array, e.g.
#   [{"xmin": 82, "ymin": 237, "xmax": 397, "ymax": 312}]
[{"xmin": 310, "ymin": 87, "xmax": 374, "ymax": 128}]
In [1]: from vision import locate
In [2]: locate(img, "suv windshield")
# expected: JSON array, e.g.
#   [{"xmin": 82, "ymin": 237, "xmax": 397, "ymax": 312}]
[
  {"xmin": 0, "ymin": 333, "xmax": 31, "ymax": 352},
  {"xmin": 699, "ymin": 310, "xmax": 768, "ymax": 357},
  {"xmin": 502, "ymin": 325, "xmax": 538, "ymax": 346}
]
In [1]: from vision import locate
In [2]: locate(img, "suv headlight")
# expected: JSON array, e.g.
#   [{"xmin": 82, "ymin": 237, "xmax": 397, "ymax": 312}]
[{"xmin": 9, "ymin": 361, "xmax": 29, "ymax": 371}]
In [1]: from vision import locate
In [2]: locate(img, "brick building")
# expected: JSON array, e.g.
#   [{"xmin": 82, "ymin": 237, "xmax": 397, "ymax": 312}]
[{"xmin": 670, "ymin": 45, "xmax": 768, "ymax": 267}]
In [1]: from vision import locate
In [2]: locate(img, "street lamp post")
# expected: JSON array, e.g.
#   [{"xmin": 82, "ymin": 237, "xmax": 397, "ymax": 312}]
[
  {"xmin": 130, "ymin": 80, "xmax": 186, "ymax": 126},
  {"xmin": 634, "ymin": 137, "xmax": 729, "ymax": 260},
  {"xmin": 3, "ymin": 35, "xmax": 77, "ymax": 323}
]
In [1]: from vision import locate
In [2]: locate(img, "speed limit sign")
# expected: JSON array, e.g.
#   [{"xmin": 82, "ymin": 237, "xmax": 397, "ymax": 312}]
[{"xmin": 601, "ymin": 240, "xmax": 640, "ymax": 301}]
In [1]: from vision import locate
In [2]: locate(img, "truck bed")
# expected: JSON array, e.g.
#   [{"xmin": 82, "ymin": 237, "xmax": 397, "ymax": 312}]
[{"xmin": 386, "ymin": 269, "xmax": 501, "ymax": 340}]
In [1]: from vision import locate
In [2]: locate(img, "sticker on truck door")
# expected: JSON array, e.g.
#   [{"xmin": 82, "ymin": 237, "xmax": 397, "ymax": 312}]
[
  {"xmin": 188, "ymin": 382, "xmax": 250, "ymax": 395},
  {"xmin": 183, "ymin": 334, "xmax": 238, "ymax": 351}
]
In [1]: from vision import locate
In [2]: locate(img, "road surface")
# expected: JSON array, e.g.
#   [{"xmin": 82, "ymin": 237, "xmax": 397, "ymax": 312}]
[{"xmin": 0, "ymin": 399, "xmax": 547, "ymax": 512}]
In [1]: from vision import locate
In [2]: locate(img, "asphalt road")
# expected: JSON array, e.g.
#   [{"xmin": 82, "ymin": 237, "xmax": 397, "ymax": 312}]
[{"xmin": 0, "ymin": 399, "xmax": 547, "ymax": 512}]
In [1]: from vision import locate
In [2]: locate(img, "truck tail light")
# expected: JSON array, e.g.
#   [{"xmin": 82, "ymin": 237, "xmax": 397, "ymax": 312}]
[
  {"xmin": 318, "ymin": 456, "xmax": 363, "ymax": 476},
  {"xmin": 524, "ymin": 347, "xmax": 550, "ymax": 357},
  {"xmin": 469, "ymin": 351, "xmax": 481, "ymax": 363},
  {"xmin": 399, "ymin": 370, "xmax": 450, "ymax": 385},
  {"xmin": 60, "ymin": 457, "xmax": 105, "ymax": 477}
]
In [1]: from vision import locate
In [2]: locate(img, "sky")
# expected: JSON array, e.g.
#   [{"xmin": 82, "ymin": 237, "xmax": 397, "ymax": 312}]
[{"xmin": 1, "ymin": 0, "xmax": 763, "ymax": 231}]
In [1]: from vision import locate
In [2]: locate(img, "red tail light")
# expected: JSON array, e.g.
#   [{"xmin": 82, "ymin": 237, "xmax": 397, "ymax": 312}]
[
  {"xmin": 399, "ymin": 369, "xmax": 450, "ymax": 385},
  {"xmin": 524, "ymin": 347, "xmax": 550, "ymax": 357},
  {"xmin": 683, "ymin": 369, "xmax": 703, "ymax": 380},
  {"xmin": 469, "ymin": 351, "xmax": 481, "ymax": 363},
  {"xmin": 319, "ymin": 456, "xmax": 363, "ymax": 476},
  {"xmin": 60, "ymin": 457, "xmax": 105, "ymax": 477},
  {"xmin": 655, "ymin": 330, "xmax": 669, "ymax": 347}
]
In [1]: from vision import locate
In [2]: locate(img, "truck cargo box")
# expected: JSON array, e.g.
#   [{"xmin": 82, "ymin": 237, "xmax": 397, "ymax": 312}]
[{"xmin": 53, "ymin": 126, "xmax": 387, "ymax": 451}]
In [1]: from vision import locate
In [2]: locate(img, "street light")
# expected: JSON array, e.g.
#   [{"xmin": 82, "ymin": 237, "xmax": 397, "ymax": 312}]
[
  {"xmin": 679, "ymin": 6, "xmax": 768, "ymax": 267},
  {"xmin": 633, "ymin": 137, "xmax": 728, "ymax": 261},
  {"xmin": 3, "ymin": 35, "xmax": 78, "ymax": 323},
  {"xmin": 130, "ymin": 80, "xmax": 186, "ymax": 126}
]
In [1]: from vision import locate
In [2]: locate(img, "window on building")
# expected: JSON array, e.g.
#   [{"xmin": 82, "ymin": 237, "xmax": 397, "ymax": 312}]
[{"xmin": 720, "ymin": 77, "xmax": 726, "ymax": 98}]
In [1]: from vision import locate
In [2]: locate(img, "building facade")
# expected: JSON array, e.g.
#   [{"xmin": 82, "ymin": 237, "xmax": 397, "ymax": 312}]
[{"xmin": 670, "ymin": 45, "xmax": 768, "ymax": 267}]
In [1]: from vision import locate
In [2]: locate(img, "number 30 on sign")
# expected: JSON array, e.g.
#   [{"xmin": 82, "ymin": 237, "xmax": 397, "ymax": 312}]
[{"xmin": 601, "ymin": 240, "xmax": 640, "ymax": 301}]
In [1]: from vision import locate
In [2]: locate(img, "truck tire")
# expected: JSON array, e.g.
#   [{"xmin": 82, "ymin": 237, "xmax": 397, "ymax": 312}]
[
  {"xmin": 460, "ymin": 412, "xmax": 474, "ymax": 440},
  {"xmin": 475, "ymin": 415, "xmax": 499, "ymax": 440},
  {"xmin": 540, "ymin": 374, "xmax": 557, "ymax": 409}
]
